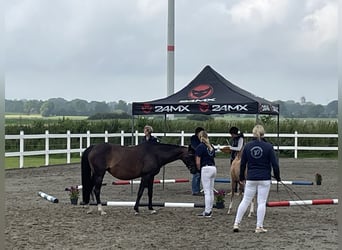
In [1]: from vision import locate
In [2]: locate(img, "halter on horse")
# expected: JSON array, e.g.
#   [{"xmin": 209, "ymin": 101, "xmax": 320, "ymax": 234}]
[{"xmin": 81, "ymin": 143, "xmax": 196, "ymax": 215}]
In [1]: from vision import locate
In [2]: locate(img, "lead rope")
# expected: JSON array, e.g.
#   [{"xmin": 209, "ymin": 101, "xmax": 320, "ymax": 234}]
[
  {"xmin": 279, "ymin": 179, "xmax": 311, "ymax": 211},
  {"xmin": 272, "ymin": 176, "xmax": 310, "ymax": 211}
]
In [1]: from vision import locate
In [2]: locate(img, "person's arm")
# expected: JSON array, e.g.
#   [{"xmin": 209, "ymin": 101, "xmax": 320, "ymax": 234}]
[
  {"xmin": 229, "ymin": 137, "xmax": 244, "ymax": 151},
  {"xmin": 152, "ymin": 136, "xmax": 160, "ymax": 143},
  {"xmin": 270, "ymin": 147, "xmax": 281, "ymax": 181},
  {"xmin": 239, "ymin": 149, "xmax": 247, "ymax": 182},
  {"xmin": 196, "ymin": 156, "xmax": 201, "ymax": 172}
]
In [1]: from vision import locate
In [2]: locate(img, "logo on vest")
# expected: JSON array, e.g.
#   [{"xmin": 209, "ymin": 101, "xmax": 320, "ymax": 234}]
[{"xmin": 251, "ymin": 146, "xmax": 263, "ymax": 159}]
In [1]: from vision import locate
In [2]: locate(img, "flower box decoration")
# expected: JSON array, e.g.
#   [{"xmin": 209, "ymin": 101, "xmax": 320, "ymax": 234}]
[
  {"xmin": 68, "ymin": 185, "xmax": 80, "ymax": 205},
  {"xmin": 214, "ymin": 189, "xmax": 226, "ymax": 209}
]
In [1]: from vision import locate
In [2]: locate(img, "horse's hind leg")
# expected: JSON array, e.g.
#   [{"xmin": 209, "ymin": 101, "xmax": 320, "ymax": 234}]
[
  {"xmin": 147, "ymin": 177, "xmax": 156, "ymax": 214},
  {"xmin": 93, "ymin": 174, "xmax": 106, "ymax": 215},
  {"xmin": 134, "ymin": 177, "xmax": 148, "ymax": 215},
  {"xmin": 85, "ymin": 189, "xmax": 96, "ymax": 214}
]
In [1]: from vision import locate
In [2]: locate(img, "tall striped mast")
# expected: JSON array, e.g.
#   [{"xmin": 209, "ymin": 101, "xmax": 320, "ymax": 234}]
[
  {"xmin": 167, "ymin": 0, "xmax": 175, "ymax": 96},
  {"xmin": 163, "ymin": 0, "xmax": 175, "ymax": 186}
]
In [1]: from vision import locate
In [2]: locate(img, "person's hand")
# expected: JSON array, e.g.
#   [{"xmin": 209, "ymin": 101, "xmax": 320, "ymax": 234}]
[{"xmin": 275, "ymin": 176, "xmax": 281, "ymax": 182}]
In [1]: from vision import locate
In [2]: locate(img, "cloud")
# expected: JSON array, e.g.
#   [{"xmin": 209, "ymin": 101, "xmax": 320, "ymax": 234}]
[
  {"xmin": 229, "ymin": 0, "xmax": 289, "ymax": 30},
  {"xmin": 296, "ymin": 0, "xmax": 338, "ymax": 50},
  {"xmin": 4, "ymin": 0, "xmax": 337, "ymax": 105}
]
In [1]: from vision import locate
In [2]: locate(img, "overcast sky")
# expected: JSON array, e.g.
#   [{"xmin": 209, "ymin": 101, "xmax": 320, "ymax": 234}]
[{"xmin": 5, "ymin": 0, "xmax": 337, "ymax": 105}]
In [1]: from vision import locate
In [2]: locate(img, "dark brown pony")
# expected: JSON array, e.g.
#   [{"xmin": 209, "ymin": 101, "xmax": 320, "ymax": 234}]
[
  {"xmin": 81, "ymin": 142, "xmax": 196, "ymax": 215},
  {"xmin": 227, "ymin": 149, "xmax": 255, "ymax": 216}
]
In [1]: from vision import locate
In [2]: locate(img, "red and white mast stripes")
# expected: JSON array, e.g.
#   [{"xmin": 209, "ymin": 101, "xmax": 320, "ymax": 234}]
[{"xmin": 167, "ymin": 0, "xmax": 175, "ymax": 96}]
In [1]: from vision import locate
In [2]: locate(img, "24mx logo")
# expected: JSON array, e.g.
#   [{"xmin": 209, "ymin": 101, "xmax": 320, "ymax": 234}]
[
  {"xmin": 211, "ymin": 104, "xmax": 248, "ymax": 112},
  {"xmin": 154, "ymin": 105, "xmax": 190, "ymax": 113}
]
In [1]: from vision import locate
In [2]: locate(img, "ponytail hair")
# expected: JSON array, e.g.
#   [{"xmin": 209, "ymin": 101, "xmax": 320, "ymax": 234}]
[
  {"xmin": 252, "ymin": 124, "xmax": 265, "ymax": 140},
  {"xmin": 198, "ymin": 130, "xmax": 213, "ymax": 151}
]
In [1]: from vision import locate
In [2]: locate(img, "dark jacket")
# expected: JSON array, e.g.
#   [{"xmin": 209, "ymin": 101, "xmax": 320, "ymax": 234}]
[
  {"xmin": 195, "ymin": 143, "xmax": 216, "ymax": 168},
  {"xmin": 240, "ymin": 138, "xmax": 280, "ymax": 181},
  {"xmin": 141, "ymin": 135, "xmax": 159, "ymax": 144},
  {"xmin": 190, "ymin": 134, "xmax": 201, "ymax": 150}
]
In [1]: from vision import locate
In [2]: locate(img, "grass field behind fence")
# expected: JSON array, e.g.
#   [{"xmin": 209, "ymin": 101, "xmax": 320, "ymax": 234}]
[{"xmin": 5, "ymin": 115, "xmax": 338, "ymax": 169}]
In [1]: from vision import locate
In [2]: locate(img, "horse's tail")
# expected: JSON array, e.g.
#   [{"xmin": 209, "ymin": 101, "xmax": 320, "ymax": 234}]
[{"xmin": 81, "ymin": 145, "xmax": 95, "ymax": 204}]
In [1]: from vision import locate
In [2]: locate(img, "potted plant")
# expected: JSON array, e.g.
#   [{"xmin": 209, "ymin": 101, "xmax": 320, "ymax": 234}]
[
  {"xmin": 214, "ymin": 189, "xmax": 226, "ymax": 209},
  {"xmin": 315, "ymin": 173, "xmax": 322, "ymax": 185},
  {"xmin": 68, "ymin": 185, "xmax": 80, "ymax": 205}
]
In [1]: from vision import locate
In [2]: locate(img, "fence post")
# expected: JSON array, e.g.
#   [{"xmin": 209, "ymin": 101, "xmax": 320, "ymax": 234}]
[
  {"xmin": 135, "ymin": 130, "xmax": 139, "ymax": 145},
  {"xmin": 19, "ymin": 131, "xmax": 24, "ymax": 168},
  {"xmin": 79, "ymin": 135, "xmax": 83, "ymax": 157},
  {"xmin": 104, "ymin": 130, "xmax": 108, "ymax": 143},
  {"xmin": 67, "ymin": 130, "xmax": 71, "ymax": 164},
  {"xmin": 86, "ymin": 131, "xmax": 91, "ymax": 147},
  {"xmin": 181, "ymin": 130, "xmax": 185, "ymax": 146},
  {"xmin": 294, "ymin": 131, "xmax": 298, "ymax": 159},
  {"xmin": 45, "ymin": 130, "xmax": 49, "ymax": 166},
  {"xmin": 121, "ymin": 130, "xmax": 125, "ymax": 146}
]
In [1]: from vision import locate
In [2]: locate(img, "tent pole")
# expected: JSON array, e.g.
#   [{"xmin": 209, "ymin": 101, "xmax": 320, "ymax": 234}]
[
  {"xmin": 131, "ymin": 115, "xmax": 135, "ymax": 146},
  {"xmin": 277, "ymin": 113, "xmax": 280, "ymax": 157},
  {"xmin": 162, "ymin": 113, "xmax": 167, "ymax": 190},
  {"xmin": 130, "ymin": 115, "xmax": 135, "ymax": 196}
]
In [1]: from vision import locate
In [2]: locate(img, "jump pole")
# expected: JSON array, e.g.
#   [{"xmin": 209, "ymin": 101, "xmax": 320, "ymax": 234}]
[
  {"xmin": 267, "ymin": 199, "xmax": 338, "ymax": 207},
  {"xmin": 65, "ymin": 183, "xmax": 107, "ymax": 191},
  {"xmin": 86, "ymin": 201, "xmax": 225, "ymax": 208},
  {"xmin": 112, "ymin": 178, "xmax": 189, "ymax": 185},
  {"xmin": 214, "ymin": 178, "xmax": 313, "ymax": 185},
  {"xmin": 215, "ymin": 178, "xmax": 231, "ymax": 183},
  {"xmin": 38, "ymin": 191, "xmax": 59, "ymax": 203},
  {"xmin": 271, "ymin": 180, "xmax": 313, "ymax": 185}
]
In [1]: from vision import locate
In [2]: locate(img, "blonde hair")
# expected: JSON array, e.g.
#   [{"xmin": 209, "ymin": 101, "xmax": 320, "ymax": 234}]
[
  {"xmin": 252, "ymin": 124, "xmax": 265, "ymax": 140},
  {"xmin": 198, "ymin": 130, "xmax": 213, "ymax": 151},
  {"xmin": 144, "ymin": 125, "xmax": 153, "ymax": 133}
]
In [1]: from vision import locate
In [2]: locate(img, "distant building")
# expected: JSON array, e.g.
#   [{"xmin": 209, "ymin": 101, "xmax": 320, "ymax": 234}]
[{"xmin": 300, "ymin": 96, "xmax": 306, "ymax": 104}]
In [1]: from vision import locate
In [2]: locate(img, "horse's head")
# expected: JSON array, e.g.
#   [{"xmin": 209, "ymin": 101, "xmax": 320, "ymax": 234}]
[{"xmin": 181, "ymin": 146, "xmax": 196, "ymax": 173}]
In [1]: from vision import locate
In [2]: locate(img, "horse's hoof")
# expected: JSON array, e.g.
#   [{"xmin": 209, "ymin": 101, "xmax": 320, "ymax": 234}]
[
  {"xmin": 86, "ymin": 209, "xmax": 93, "ymax": 214},
  {"xmin": 100, "ymin": 211, "xmax": 107, "ymax": 216},
  {"xmin": 134, "ymin": 211, "xmax": 139, "ymax": 216},
  {"xmin": 150, "ymin": 210, "xmax": 157, "ymax": 214}
]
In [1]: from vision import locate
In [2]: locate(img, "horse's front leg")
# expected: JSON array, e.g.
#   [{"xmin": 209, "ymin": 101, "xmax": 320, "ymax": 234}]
[
  {"xmin": 134, "ymin": 177, "xmax": 147, "ymax": 215},
  {"xmin": 85, "ymin": 188, "xmax": 96, "ymax": 215},
  {"xmin": 147, "ymin": 177, "xmax": 157, "ymax": 214},
  {"xmin": 227, "ymin": 182, "xmax": 235, "ymax": 214},
  {"xmin": 93, "ymin": 175, "xmax": 106, "ymax": 215}
]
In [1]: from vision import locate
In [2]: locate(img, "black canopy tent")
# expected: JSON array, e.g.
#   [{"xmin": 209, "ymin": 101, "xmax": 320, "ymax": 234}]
[
  {"xmin": 131, "ymin": 65, "xmax": 280, "ymax": 189},
  {"xmin": 132, "ymin": 65, "xmax": 279, "ymax": 117}
]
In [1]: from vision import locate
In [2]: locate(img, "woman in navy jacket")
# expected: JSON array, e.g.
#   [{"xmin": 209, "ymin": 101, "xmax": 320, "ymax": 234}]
[{"xmin": 233, "ymin": 124, "xmax": 281, "ymax": 233}]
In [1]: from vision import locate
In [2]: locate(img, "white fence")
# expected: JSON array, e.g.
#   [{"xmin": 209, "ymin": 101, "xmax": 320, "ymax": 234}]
[{"xmin": 5, "ymin": 130, "xmax": 338, "ymax": 168}]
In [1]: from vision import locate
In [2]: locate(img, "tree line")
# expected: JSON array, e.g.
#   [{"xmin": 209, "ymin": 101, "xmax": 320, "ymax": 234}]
[{"xmin": 5, "ymin": 98, "xmax": 338, "ymax": 118}]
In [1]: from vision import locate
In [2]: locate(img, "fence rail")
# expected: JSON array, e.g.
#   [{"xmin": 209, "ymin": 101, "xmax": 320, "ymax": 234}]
[{"xmin": 5, "ymin": 130, "xmax": 338, "ymax": 168}]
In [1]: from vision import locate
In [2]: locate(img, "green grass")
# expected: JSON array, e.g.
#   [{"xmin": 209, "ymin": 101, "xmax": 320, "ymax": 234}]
[
  {"xmin": 5, "ymin": 155, "xmax": 81, "ymax": 169},
  {"xmin": 5, "ymin": 114, "xmax": 88, "ymax": 120},
  {"xmin": 5, "ymin": 114, "xmax": 88, "ymax": 126}
]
